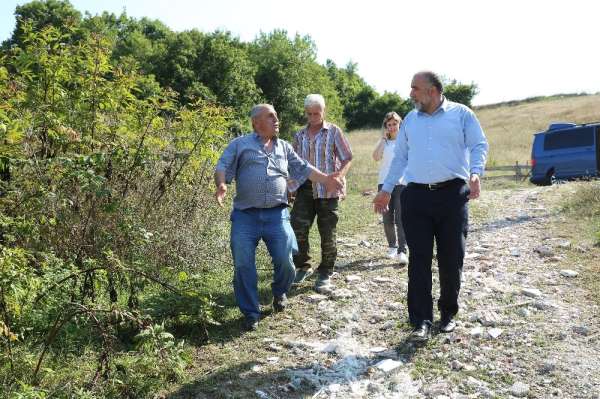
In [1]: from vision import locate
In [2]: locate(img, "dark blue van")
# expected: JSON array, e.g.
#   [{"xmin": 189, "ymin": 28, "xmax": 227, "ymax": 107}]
[{"xmin": 530, "ymin": 122, "xmax": 600, "ymax": 185}]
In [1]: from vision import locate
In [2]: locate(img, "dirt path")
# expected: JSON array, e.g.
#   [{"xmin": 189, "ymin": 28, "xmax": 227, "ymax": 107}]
[{"xmin": 174, "ymin": 186, "xmax": 600, "ymax": 399}]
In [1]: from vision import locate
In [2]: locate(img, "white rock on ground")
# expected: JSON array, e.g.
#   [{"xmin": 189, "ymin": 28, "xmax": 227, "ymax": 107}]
[
  {"xmin": 369, "ymin": 346, "xmax": 387, "ymax": 353},
  {"xmin": 470, "ymin": 326, "xmax": 484, "ymax": 337},
  {"xmin": 560, "ymin": 269, "xmax": 579, "ymax": 277},
  {"xmin": 375, "ymin": 358, "xmax": 402, "ymax": 372},
  {"xmin": 331, "ymin": 288, "xmax": 354, "ymax": 299},
  {"xmin": 488, "ymin": 328, "xmax": 503, "ymax": 339},
  {"xmin": 509, "ymin": 381, "xmax": 530, "ymax": 397},
  {"xmin": 534, "ymin": 245, "xmax": 554, "ymax": 257},
  {"xmin": 521, "ymin": 287, "xmax": 543, "ymax": 298},
  {"xmin": 306, "ymin": 294, "xmax": 329, "ymax": 303},
  {"xmin": 373, "ymin": 276, "xmax": 393, "ymax": 283}
]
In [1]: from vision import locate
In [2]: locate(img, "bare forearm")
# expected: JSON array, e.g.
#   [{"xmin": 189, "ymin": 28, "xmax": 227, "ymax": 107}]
[
  {"xmin": 372, "ymin": 139, "xmax": 385, "ymax": 161},
  {"xmin": 337, "ymin": 159, "xmax": 352, "ymax": 177},
  {"xmin": 214, "ymin": 170, "xmax": 226, "ymax": 187},
  {"xmin": 308, "ymin": 169, "xmax": 328, "ymax": 184}
]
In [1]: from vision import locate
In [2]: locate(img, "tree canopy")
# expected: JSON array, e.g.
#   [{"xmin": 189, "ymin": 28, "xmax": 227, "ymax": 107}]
[{"xmin": 2, "ymin": 0, "xmax": 479, "ymax": 137}]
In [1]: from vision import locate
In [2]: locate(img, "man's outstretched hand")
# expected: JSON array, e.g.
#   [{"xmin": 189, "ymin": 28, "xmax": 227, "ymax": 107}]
[
  {"xmin": 373, "ymin": 190, "xmax": 391, "ymax": 214},
  {"xmin": 324, "ymin": 173, "xmax": 343, "ymax": 194}
]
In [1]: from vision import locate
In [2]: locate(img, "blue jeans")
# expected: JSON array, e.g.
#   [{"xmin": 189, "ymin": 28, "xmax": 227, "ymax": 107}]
[{"xmin": 230, "ymin": 205, "xmax": 297, "ymax": 319}]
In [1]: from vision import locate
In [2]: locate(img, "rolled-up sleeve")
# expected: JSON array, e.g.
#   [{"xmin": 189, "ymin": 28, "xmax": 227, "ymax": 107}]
[
  {"xmin": 334, "ymin": 128, "xmax": 353, "ymax": 162},
  {"xmin": 215, "ymin": 139, "xmax": 238, "ymax": 183},
  {"xmin": 464, "ymin": 110, "xmax": 488, "ymax": 176},
  {"xmin": 285, "ymin": 142, "xmax": 314, "ymax": 186},
  {"xmin": 382, "ymin": 121, "xmax": 408, "ymax": 192}
]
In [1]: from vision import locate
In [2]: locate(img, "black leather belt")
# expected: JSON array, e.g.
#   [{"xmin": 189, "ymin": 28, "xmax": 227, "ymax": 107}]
[{"xmin": 407, "ymin": 178, "xmax": 464, "ymax": 191}]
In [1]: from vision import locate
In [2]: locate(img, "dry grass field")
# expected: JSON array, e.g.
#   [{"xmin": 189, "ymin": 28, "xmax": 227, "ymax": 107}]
[
  {"xmin": 476, "ymin": 94, "xmax": 600, "ymax": 166},
  {"xmin": 346, "ymin": 94, "xmax": 600, "ymax": 182}
]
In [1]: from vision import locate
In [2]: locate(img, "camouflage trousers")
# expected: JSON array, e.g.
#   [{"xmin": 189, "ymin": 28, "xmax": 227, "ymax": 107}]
[{"xmin": 290, "ymin": 181, "xmax": 339, "ymax": 277}]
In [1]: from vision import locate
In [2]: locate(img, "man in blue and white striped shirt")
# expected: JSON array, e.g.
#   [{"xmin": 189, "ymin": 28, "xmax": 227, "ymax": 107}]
[
  {"xmin": 215, "ymin": 104, "xmax": 342, "ymax": 331},
  {"xmin": 374, "ymin": 71, "xmax": 489, "ymax": 342}
]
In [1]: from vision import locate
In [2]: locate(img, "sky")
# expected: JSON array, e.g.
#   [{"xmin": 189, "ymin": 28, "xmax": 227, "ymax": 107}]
[{"xmin": 1, "ymin": 0, "xmax": 600, "ymax": 105}]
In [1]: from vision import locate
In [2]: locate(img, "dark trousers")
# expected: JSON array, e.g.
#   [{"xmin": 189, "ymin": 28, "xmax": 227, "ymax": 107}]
[
  {"xmin": 378, "ymin": 184, "xmax": 407, "ymax": 252},
  {"xmin": 290, "ymin": 181, "xmax": 339, "ymax": 277},
  {"xmin": 401, "ymin": 179, "xmax": 469, "ymax": 326}
]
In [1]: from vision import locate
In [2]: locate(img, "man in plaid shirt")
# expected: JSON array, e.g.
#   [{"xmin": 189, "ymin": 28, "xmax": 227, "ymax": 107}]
[{"xmin": 290, "ymin": 94, "xmax": 353, "ymax": 292}]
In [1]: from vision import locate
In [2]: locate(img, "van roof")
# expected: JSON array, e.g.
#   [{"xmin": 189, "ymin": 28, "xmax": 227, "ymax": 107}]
[{"xmin": 534, "ymin": 121, "xmax": 600, "ymax": 136}]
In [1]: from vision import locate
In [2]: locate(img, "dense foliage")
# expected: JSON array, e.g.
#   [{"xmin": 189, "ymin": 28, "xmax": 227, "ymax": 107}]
[{"xmin": 0, "ymin": 19, "xmax": 232, "ymax": 397}]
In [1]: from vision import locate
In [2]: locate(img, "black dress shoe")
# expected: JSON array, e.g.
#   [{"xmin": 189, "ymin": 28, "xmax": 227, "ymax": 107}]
[
  {"xmin": 273, "ymin": 294, "xmax": 288, "ymax": 313},
  {"xmin": 243, "ymin": 317, "xmax": 259, "ymax": 331},
  {"xmin": 439, "ymin": 317, "xmax": 456, "ymax": 333},
  {"xmin": 410, "ymin": 321, "xmax": 431, "ymax": 342}
]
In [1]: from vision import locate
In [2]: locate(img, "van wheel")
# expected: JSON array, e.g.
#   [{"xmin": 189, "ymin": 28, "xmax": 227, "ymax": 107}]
[{"xmin": 543, "ymin": 169, "xmax": 555, "ymax": 186}]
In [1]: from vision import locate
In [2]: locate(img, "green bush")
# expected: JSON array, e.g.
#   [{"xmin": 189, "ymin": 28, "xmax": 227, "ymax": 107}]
[{"xmin": 0, "ymin": 22, "xmax": 229, "ymax": 397}]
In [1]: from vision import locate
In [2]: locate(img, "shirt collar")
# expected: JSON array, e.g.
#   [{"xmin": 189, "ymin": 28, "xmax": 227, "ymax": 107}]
[
  {"xmin": 439, "ymin": 96, "xmax": 450, "ymax": 112},
  {"xmin": 253, "ymin": 131, "xmax": 278, "ymax": 143},
  {"xmin": 302, "ymin": 120, "xmax": 331, "ymax": 135},
  {"xmin": 417, "ymin": 96, "xmax": 448, "ymax": 116}
]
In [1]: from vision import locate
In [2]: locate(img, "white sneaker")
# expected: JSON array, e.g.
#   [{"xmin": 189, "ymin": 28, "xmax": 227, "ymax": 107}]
[
  {"xmin": 386, "ymin": 247, "xmax": 398, "ymax": 258},
  {"xmin": 396, "ymin": 252, "xmax": 409, "ymax": 265}
]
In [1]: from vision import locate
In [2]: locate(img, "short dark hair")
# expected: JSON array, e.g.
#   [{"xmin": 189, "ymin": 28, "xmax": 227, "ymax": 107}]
[{"xmin": 417, "ymin": 71, "xmax": 443, "ymax": 93}]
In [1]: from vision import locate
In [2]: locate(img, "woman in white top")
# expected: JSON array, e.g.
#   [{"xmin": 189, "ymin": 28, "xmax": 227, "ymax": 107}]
[{"xmin": 372, "ymin": 111, "xmax": 408, "ymax": 265}]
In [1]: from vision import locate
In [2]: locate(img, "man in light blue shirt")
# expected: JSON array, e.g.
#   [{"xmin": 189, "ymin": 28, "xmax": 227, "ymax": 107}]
[
  {"xmin": 374, "ymin": 71, "xmax": 488, "ymax": 342},
  {"xmin": 215, "ymin": 104, "xmax": 342, "ymax": 331}
]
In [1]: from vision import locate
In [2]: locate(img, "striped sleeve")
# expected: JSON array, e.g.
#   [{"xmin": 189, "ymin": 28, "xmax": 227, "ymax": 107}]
[
  {"xmin": 292, "ymin": 131, "xmax": 300, "ymax": 153},
  {"xmin": 333, "ymin": 127, "xmax": 353, "ymax": 161}
]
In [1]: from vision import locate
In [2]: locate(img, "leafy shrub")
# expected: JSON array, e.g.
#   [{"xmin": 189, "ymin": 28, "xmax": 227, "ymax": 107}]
[{"xmin": 0, "ymin": 21, "xmax": 230, "ymax": 396}]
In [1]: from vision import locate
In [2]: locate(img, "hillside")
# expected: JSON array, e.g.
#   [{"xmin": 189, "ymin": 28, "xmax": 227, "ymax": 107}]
[
  {"xmin": 476, "ymin": 94, "xmax": 600, "ymax": 166},
  {"xmin": 347, "ymin": 94, "xmax": 600, "ymax": 172}
]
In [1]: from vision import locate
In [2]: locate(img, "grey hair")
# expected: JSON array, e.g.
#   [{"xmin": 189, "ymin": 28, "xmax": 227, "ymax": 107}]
[
  {"xmin": 416, "ymin": 71, "xmax": 443, "ymax": 93},
  {"xmin": 304, "ymin": 94, "xmax": 325, "ymax": 109},
  {"xmin": 250, "ymin": 104, "xmax": 275, "ymax": 120}
]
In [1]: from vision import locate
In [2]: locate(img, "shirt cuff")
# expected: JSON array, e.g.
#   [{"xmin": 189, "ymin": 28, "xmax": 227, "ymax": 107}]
[
  {"xmin": 381, "ymin": 183, "xmax": 394, "ymax": 193},
  {"xmin": 470, "ymin": 168, "xmax": 483, "ymax": 177},
  {"xmin": 290, "ymin": 164, "xmax": 315, "ymax": 188}
]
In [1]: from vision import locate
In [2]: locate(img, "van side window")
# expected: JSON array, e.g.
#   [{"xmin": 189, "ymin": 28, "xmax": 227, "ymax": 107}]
[{"xmin": 543, "ymin": 127, "xmax": 594, "ymax": 150}]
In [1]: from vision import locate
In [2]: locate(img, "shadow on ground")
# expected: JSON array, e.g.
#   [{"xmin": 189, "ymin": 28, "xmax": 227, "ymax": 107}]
[{"xmin": 141, "ymin": 279, "xmax": 286, "ymax": 346}]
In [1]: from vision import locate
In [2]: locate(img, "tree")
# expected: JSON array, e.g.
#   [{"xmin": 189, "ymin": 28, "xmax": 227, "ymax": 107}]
[
  {"xmin": 194, "ymin": 31, "xmax": 262, "ymax": 131},
  {"xmin": 326, "ymin": 60, "xmax": 375, "ymax": 129},
  {"xmin": 3, "ymin": 0, "xmax": 82, "ymax": 49},
  {"xmin": 369, "ymin": 92, "xmax": 413, "ymax": 126},
  {"xmin": 250, "ymin": 30, "xmax": 343, "ymax": 137},
  {"xmin": 444, "ymin": 80, "xmax": 479, "ymax": 108}
]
